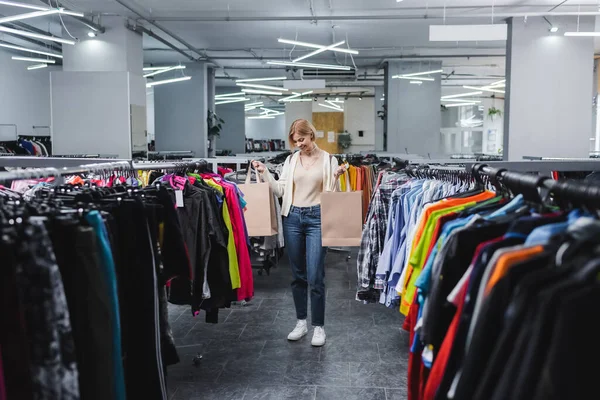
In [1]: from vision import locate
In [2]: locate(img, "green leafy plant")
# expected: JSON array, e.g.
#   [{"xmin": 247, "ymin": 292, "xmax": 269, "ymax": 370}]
[
  {"xmin": 207, "ymin": 109, "xmax": 225, "ymax": 137},
  {"xmin": 338, "ymin": 133, "xmax": 352, "ymax": 150},
  {"xmin": 488, "ymin": 107, "xmax": 502, "ymax": 120}
]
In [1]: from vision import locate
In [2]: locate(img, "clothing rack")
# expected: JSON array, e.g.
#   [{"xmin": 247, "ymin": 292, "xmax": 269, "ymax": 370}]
[{"xmin": 466, "ymin": 160, "xmax": 600, "ymax": 177}]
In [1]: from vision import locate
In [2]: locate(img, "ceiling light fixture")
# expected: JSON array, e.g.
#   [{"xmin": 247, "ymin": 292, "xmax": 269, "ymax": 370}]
[
  {"xmin": 0, "ymin": 0, "xmax": 84, "ymax": 16},
  {"xmin": 441, "ymin": 91, "xmax": 483, "ymax": 99},
  {"xmin": 245, "ymin": 102, "xmax": 264, "ymax": 107},
  {"xmin": 146, "ymin": 76, "xmax": 191, "ymax": 88},
  {"xmin": 143, "ymin": 66, "xmax": 174, "ymax": 71},
  {"xmin": 0, "ymin": 9, "xmax": 59, "ymax": 24},
  {"xmin": 550, "ymin": 26, "xmax": 559, "ymax": 33},
  {"xmin": 400, "ymin": 69, "xmax": 444, "ymax": 77},
  {"xmin": 247, "ymin": 115, "xmax": 275, "ymax": 119},
  {"xmin": 267, "ymin": 60, "xmax": 352, "ymax": 71},
  {"xmin": 393, "ymin": 76, "xmax": 435, "ymax": 81},
  {"xmin": 260, "ymin": 107, "xmax": 284, "ymax": 115},
  {"xmin": 319, "ymin": 103, "xmax": 344, "ymax": 111},
  {"xmin": 282, "ymin": 98, "xmax": 312, "ymax": 102},
  {"xmin": 0, "ymin": 26, "xmax": 76, "ymax": 45},
  {"xmin": 463, "ymin": 85, "xmax": 505, "ymax": 94},
  {"xmin": 215, "ymin": 91, "xmax": 246, "ymax": 98},
  {"xmin": 443, "ymin": 102, "xmax": 478, "ymax": 107},
  {"xmin": 280, "ymin": 92, "xmax": 302, "ymax": 102},
  {"xmin": 441, "ymin": 98, "xmax": 481, "ymax": 103},
  {"xmin": 278, "ymin": 38, "xmax": 359, "ymax": 55},
  {"xmin": 12, "ymin": 56, "xmax": 55, "ymax": 63},
  {"xmin": 215, "ymin": 97, "xmax": 251, "ymax": 105},
  {"xmin": 241, "ymin": 88, "xmax": 283, "ymax": 95},
  {"xmin": 27, "ymin": 63, "xmax": 47, "ymax": 70},
  {"xmin": 143, "ymin": 65, "xmax": 185, "ymax": 78},
  {"xmin": 88, "ymin": 31, "xmax": 96, "ymax": 37},
  {"xmin": 410, "ymin": 81, "xmax": 423, "ymax": 85},
  {"xmin": 236, "ymin": 76, "xmax": 287, "ymax": 83},
  {"xmin": 237, "ymin": 82, "xmax": 288, "ymax": 91},
  {"xmin": 564, "ymin": 32, "xmax": 600, "ymax": 36},
  {"xmin": 293, "ymin": 40, "xmax": 345, "ymax": 63},
  {"xmin": 489, "ymin": 79, "xmax": 506, "ymax": 86},
  {"xmin": 0, "ymin": 42, "xmax": 62, "ymax": 58},
  {"xmin": 325, "ymin": 100, "xmax": 343, "ymax": 109}
]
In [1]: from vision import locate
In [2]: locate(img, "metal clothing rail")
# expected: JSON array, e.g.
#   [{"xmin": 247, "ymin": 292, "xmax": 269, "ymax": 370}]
[
  {"xmin": 465, "ymin": 160, "xmax": 600, "ymax": 176},
  {"xmin": 472, "ymin": 163, "xmax": 600, "ymax": 209},
  {"xmin": 0, "ymin": 156, "xmax": 130, "ymax": 168}
]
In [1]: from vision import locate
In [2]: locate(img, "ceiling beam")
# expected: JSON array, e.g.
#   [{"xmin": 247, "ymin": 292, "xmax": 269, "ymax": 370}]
[{"xmin": 127, "ymin": 23, "xmax": 198, "ymax": 62}]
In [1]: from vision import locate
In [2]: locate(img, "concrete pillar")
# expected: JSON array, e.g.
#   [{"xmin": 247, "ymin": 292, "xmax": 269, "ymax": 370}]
[
  {"xmin": 206, "ymin": 67, "xmax": 216, "ymax": 157},
  {"xmin": 386, "ymin": 61, "xmax": 442, "ymax": 156},
  {"xmin": 154, "ymin": 63, "xmax": 208, "ymax": 158},
  {"xmin": 504, "ymin": 16, "xmax": 595, "ymax": 160},
  {"xmin": 50, "ymin": 16, "xmax": 145, "ymax": 158},
  {"xmin": 215, "ymin": 88, "xmax": 246, "ymax": 155},
  {"xmin": 374, "ymin": 86, "xmax": 385, "ymax": 151}
]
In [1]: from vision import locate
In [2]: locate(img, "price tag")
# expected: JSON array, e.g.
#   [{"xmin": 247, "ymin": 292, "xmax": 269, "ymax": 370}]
[{"xmin": 175, "ymin": 190, "xmax": 184, "ymax": 208}]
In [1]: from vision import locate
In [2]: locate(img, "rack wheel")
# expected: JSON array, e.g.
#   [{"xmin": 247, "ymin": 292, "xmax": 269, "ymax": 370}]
[{"xmin": 192, "ymin": 353, "xmax": 203, "ymax": 366}]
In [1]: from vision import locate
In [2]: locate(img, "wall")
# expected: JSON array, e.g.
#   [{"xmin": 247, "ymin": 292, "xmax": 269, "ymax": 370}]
[
  {"xmin": 216, "ymin": 101, "xmax": 246, "ymax": 154},
  {"xmin": 387, "ymin": 61, "xmax": 442, "ymax": 156},
  {"xmin": 50, "ymin": 71, "xmax": 132, "ymax": 158},
  {"xmin": 374, "ymin": 87, "xmax": 385, "ymax": 151},
  {"xmin": 146, "ymin": 88, "xmax": 155, "ymax": 142},
  {"xmin": 245, "ymin": 116, "xmax": 287, "ymax": 142},
  {"xmin": 0, "ymin": 49, "xmax": 56, "ymax": 138},
  {"xmin": 154, "ymin": 63, "xmax": 208, "ymax": 157},
  {"xmin": 505, "ymin": 17, "xmax": 594, "ymax": 160}
]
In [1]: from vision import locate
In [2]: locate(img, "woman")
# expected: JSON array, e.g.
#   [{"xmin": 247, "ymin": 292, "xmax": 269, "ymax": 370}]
[{"xmin": 252, "ymin": 119, "xmax": 346, "ymax": 347}]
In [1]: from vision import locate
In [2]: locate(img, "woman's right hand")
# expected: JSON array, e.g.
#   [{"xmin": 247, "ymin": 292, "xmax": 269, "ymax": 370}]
[{"xmin": 251, "ymin": 160, "xmax": 266, "ymax": 174}]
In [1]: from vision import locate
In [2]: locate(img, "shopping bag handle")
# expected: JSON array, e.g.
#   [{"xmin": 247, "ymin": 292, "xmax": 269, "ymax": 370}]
[{"xmin": 245, "ymin": 162, "xmax": 262, "ymax": 184}]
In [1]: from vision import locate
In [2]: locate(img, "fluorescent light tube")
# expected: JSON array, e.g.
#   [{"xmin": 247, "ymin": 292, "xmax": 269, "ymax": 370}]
[
  {"xmin": 215, "ymin": 97, "xmax": 251, "ymax": 105},
  {"xmin": 441, "ymin": 91, "xmax": 483, "ymax": 99},
  {"xmin": 282, "ymin": 98, "xmax": 312, "ymax": 102},
  {"xmin": 325, "ymin": 100, "xmax": 343, "ymax": 109},
  {"xmin": 267, "ymin": 60, "xmax": 352, "ymax": 71},
  {"xmin": 241, "ymin": 88, "xmax": 283, "ymax": 95},
  {"xmin": 441, "ymin": 99, "xmax": 481, "ymax": 103},
  {"xmin": 0, "ymin": 26, "xmax": 76, "ymax": 45},
  {"xmin": 144, "ymin": 66, "xmax": 175, "ymax": 71},
  {"xmin": 564, "ymin": 32, "xmax": 600, "ymax": 36},
  {"xmin": 245, "ymin": 102, "xmax": 264, "ymax": 107},
  {"xmin": 410, "ymin": 81, "xmax": 423, "ymax": 85},
  {"xmin": 27, "ymin": 63, "xmax": 47, "ymax": 70},
  {"xmin": 215, "ymin": 92, "xmax": 245, "ymax": 98},
  {"xmin": 401, "ymin": 69, "xmax": 444, "ymax": 77},
  {"xmin": 12, "ymin": 56, "xmax": 55, "ymax": 63},
  {"xmin": 489, "ymin": 79, "xmax": 506, "ymax": 86},
  {"xmin": 143, "ymin": 65, "xmax": 185, "ymax": 78},
  {"xmin": 261, "ymin": 107, "xmax": 284, "ymax": 115},
  {"xmin": 319, "ymin": 103, "xmax": 344, "ymax": 111},
  {"xmin": 463, "ymin": 85, "xmax": 505, "ymax": 94},
  {"xmin": 247, "ymin": 115, "xmax": 275, "ymax": 119},
  {"xmin": 278, "ymin": 38, "xmax": 359, "ymax": 55},
  {"xmin": 394, "ymin": 76, "xmax": 435, "ymax": 81},
  {"xmin": 0, "ymin": 9, "xmax": 59, "ymax": 24},
  {"xmin": 236, "ymin": 76, "xmax": 287, "ymax": 83},
  {"xmin": 0, "ymin": 0, "xmax": 48, "ymax": 11},
  {"xmin": 0, "ymin": 42, "xmax": 62, "ymax": 58},
  {"xmin": 293, "ymin": 40, "xmax": 345, "ymax": 63},
  {"xmin": 237, "ymin": 82, "xmax": 288, "ymax": 91},
  {"xmin": 444, "ymin": 102, "xmax": 477, "ymax": 107},
  {"xmin": 280, "ymin": 92, "xmax": 302, "ymax": 102},
  {"xmin": 146, "ymin": 76, "xmax": 192, "ymax": 88}
]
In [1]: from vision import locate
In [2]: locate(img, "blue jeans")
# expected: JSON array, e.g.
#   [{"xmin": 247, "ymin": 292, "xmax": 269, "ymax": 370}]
[{"xmin": 283, "ymin": 205, "xmax": 327, "ymax": 326}]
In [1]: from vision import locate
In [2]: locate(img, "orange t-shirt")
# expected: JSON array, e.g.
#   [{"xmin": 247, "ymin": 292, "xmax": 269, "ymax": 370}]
[{"xmin": 485, "ymin": 245, "xmax": 544, "ymax": 295}]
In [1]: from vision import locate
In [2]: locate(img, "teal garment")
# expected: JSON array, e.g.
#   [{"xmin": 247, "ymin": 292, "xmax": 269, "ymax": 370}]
[{"xmin": 86, "ymin": 211, "xmax": 126, "ymax": 400}]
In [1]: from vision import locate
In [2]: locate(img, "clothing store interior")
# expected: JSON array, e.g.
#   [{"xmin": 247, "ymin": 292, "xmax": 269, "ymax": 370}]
[{"xmin": 2, "ymin": 0, "xmax": 600, "ymax": 399}]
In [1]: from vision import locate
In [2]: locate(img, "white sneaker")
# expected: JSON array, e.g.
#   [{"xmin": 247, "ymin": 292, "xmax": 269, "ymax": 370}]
[
  {"xmin": 287, "ymin": 320, "xmax": 308, "ymax": 341},
  {"xmin": 311, "ymin": 326, "xmax": 326, "ymax": 347}
]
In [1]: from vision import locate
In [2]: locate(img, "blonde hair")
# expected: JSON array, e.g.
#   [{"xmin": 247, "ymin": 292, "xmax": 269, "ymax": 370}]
[{"xmin": 288, "ymin": 119, "xmax": 316, "ymax": 149}]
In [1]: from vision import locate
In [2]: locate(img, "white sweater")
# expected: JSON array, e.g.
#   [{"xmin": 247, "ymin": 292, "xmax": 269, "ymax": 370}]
[{"xmin": 263, "ymin": 150, "xmax": 339, "ymax": 217}]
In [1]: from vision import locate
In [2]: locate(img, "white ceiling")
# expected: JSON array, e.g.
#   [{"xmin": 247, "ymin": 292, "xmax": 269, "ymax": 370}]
[{"xmin": 1, "ymin": 0, "xmax": 599, "ymax": 95}]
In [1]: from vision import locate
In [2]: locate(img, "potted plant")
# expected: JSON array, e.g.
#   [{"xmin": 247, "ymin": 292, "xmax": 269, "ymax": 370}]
[
  {"xmin": 488, "ymin": 107, "xmax": 502, "ymax": 120},
  {"xmin": 207, "ymin": 109, "xmax": 225, "ymax": 138}
]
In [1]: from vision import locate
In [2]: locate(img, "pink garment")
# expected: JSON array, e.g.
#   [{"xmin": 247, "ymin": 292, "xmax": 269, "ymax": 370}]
[{"xmin": 202, "ymin": 174, "xmax": 253, "ymax": 301}]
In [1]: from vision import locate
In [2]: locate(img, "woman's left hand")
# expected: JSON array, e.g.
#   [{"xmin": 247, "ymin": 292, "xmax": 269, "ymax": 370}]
[{"xmin": 334, "ymin": 164, "xmax": 348, "ymax": 179}]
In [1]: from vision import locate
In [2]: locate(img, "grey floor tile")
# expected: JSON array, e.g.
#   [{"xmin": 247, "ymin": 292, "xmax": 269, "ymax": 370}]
[
  {"xmin": 316, "ymin": 386, "xmax": 387, "ymax": 400},
  {"xmin": 258, "ymin": 298, "xmax": 296, "ymax": 310},
  {"xmin": 170, "ymin": 382, "xmax": 247, "ymax": 400},
  {"xmin": 372, "ymin": 309, "xmax": 405, "ymax": 326},
  {"xmin": 167, "ymin": 361, "xmax": 224, "ymax": 384},
  {"xmin": 239, "ymin": 323, "xmax": 295, "ymax": 341},
  {"xmin": 219, "ymin": 359, "xmax": 288, "ymax": 385},
  {"xmin": 176, "ymin": 323, "xmax": 247, "ymax": 345},
  {"xmin": 224, "ymin": 309, "xmax": 279, "ymax": 324},
  {"xmin": 349, "ymin": 362, "xmax": 407, "ymax": 389},
  {"xmin": 200, "ymin": 340, "xmax": 266, "ymax": 364},
  {"xmin": 260, "ymin": 339, "xmax": 321, "ymax": 361},
  {"xmin": 385, "ymin": 388, "xmax": 408, "ymax": 400},
  {"xmin": 253, "ymin": 288, "xmax": 288, "ymax": 299},
  {"xmin": 326, "ymin": 279, "xmax": 352, "ymax": 290},
  {"xmin": 284, "ymin": 361, "xmax": 350, "ymax": 386},
  {"xmin": 327, "ymin": 288, "xmax": 359, "ymax": 299},
  {"xmin": 347, "ymin": 324, "xmax": 405, "ymax": 345},
  {"xmin": 230, "ymin": 299, "xmax": 264, "ymax": 311},
  {"xmin": 170, "ymin": 315, "xmax": 201, "ymax": 338},
  {"xmin": 320, "ymin": 337, "xmax": 380, "ymax": 362},
  {"xmin": 244, "ymin": 385, "xmax": 316, "ymax": 400}
]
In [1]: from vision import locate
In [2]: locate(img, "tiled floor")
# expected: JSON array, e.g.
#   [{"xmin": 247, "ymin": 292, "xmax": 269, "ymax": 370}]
[{"xmin": 166, "ymin": 251, "xmax": 410, "ymax": 400}]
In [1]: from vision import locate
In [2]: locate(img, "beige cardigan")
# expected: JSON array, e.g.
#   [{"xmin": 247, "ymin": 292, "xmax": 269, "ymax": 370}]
[{"xmin": 263, "ymin": 150, "xmax": 339, "ymax": 217}]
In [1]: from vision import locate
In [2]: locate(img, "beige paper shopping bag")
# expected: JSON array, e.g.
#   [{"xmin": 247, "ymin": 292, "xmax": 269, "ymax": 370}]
[
  {"xmin": 239, "ymin": 168, "xmax": 278, "ymax": 237},
  {"xmin": 320, "ymin": 190, "xmax": 363, "ymax": 247}
]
